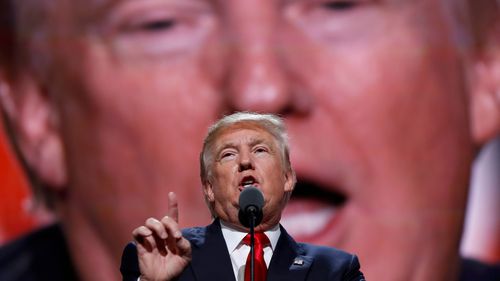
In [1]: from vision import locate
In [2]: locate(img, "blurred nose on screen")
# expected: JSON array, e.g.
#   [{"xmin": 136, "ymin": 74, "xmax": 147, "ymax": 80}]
[{"xmin": 223, "ymin": 1, "xmax": 299, "ymax": 115}]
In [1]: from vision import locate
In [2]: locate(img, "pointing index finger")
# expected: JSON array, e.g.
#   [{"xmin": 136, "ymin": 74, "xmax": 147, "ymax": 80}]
[{"xmin": 168, "ymin": 192, "xmax": 179, "ymax": 223}]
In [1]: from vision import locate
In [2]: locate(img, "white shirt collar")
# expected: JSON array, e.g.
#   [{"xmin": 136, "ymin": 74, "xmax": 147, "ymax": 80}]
[{"xmin": 220, "ymin": 220, "xmax": 280, "ymax": 253}]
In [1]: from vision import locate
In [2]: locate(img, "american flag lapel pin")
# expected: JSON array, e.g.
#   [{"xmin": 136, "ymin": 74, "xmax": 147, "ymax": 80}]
[{"xmin": 293, "ymin": 258, "xmax": 304, "ymax": 265}]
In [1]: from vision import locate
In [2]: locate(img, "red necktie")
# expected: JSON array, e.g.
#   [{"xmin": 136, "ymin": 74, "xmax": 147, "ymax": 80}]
[{"xmin": 243, "ymin": 233, "xmax": 270, "ymax": 281}]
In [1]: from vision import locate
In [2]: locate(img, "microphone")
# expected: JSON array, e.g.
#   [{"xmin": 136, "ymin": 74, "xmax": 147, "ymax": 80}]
[
  {"xmin": 238, "ymin": 186, "xmax": 264, "ymax": 228},
  {"xmin": 238, "ymin": 186, "xmax": 264, "ymax": 281}
]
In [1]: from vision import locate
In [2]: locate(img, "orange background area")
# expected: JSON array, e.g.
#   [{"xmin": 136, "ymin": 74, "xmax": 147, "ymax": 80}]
[{"xmin": 0, "ymin": 122, "xmax": 38, "ymax": 244}]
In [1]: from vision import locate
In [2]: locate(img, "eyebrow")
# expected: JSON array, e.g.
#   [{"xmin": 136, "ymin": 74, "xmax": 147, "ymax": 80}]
[
  {"xmin": 215, "ymin": 137, "xmax": 272, "ymax": 154},
  {"xmin": 84, "ymin": 0, "xmax": 214, "ymax": 14}
]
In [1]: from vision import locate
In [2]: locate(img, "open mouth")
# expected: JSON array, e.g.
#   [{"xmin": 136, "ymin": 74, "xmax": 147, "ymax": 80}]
[
  {"xmin": 239, "ymin": 175, "xmax": 259, "ymax": 191},
  {"xmin": 281, "ymin": 179, "xmax": 347, "ymax": 242}
]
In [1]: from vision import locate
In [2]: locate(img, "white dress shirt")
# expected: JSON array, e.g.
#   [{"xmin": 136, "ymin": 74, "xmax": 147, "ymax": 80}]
[{"xmin": 220, "ymin": 221, "xmax": 281, "ymax": 281}]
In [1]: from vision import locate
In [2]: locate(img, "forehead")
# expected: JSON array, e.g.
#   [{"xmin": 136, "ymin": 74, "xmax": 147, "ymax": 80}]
[{"xmin": 213, "ymin": 123, "xmax": 277, "ymax": 146}]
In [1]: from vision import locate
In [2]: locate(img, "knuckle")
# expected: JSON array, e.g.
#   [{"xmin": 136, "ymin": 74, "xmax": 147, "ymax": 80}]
[
  {"xmin": 145, "ymin": 217, "xmax": 158, "ymax": 226},
  {"xmin": 132, "ymin": 226, "xmax": 147, "ymax": 237}
]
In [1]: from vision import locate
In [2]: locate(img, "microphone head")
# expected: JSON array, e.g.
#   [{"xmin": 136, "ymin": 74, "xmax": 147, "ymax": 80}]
[{"xmin": 238, "ymin": 186, "xmax": 264, "ymax": 228}]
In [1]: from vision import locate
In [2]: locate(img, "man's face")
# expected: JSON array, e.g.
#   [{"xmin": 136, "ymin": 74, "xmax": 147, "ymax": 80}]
[
  {"xmin": 203, "ymin": 123, "xmax": 294, "ymax": 231},
  {"xmin": 27, "ymin": 0, "xmax": 477, "ymax": 279}
]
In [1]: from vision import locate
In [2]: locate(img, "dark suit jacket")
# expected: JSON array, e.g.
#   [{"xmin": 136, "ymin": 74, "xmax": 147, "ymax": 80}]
[
  {"xmin": 459, "ymin": 258, "xmax": 500, "ymax": 281},
  {"xmin": 0, "ymin": 224, "xmax": 79, "ymax": 281},
  {"xmin": 120, "ymin": 219, "xmax": 365, "ymax": 281}
]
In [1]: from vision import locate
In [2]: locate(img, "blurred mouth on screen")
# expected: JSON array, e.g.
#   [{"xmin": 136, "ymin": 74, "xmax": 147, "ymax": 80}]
[{"xmin": 281, "ymin": 179, "xmax": 347, "ymax": 243}]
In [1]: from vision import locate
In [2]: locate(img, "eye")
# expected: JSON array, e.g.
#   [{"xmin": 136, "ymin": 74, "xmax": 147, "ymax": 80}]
[
  {"xmin": 253, "ymin": 146, "xmax": 269, "ymax": 154},
  {"xmin": 103, "ymin": 2, "xmax": 215, "ymax": 57},
  {"xmin": 135, "ymin": 18, "xmax": 177, "ymax": 33},
  {"xmin": 284, "ymin": 0, "xmax": 380, "ymax": 45},
  {"xmin": 121, "ymin": 15, "xmax": 178, "ymax": 35},
  {"xmin": 321, "ymin": 0, "xmax": 359, "ymax": 11},
  {"xmin": 220, "ymin": 150, "xmax": 237, "ymax": 160}
]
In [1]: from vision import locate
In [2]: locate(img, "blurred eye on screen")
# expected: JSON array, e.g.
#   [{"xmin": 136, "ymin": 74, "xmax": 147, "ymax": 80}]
[
  {"xmin": 103, "ymin": 1, "xmax": 215, "ymax": 58},
  {"xmin": 285, "ymin": 0, "xmax": 375, "ymax": 41},
  {"xmin": 321, "ymin": 0, "xmax": 359, "ymax": 11},
  {"xmin": 134, "ymin": 18, "xmax": 177, "ymax": 33}
]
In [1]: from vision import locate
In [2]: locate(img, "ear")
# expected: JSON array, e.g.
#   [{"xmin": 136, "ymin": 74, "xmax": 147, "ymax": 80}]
[
  {"xmin": 284, "ymin": 169, "xmax": 296, "ymax": 193},
  {"xmin": 202, "ymin": 181, "xmax": 215, "ymax": 203},
  {"xmin": 470, "ymin": 19, "xmax": 500, "ymax": 145},
  {"xmin": 0, "ymin": 71, "xmax": 66, "ymax": 190}
]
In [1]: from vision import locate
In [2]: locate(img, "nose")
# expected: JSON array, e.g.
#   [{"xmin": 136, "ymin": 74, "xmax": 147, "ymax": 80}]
[
  {"xmin": 238, "ymin": 161, "xmax": 253, "ymax": 172},
  {"xmin": 223, "ymin": 1, "xmax": 301, "ymax": 114},
  {"xmin": 238, "ymin": 150, "xmax": 254, "ymax": 172},
  {"xmin": 227, "ymin": 44, "xmax": 290, "ymax": 113}
]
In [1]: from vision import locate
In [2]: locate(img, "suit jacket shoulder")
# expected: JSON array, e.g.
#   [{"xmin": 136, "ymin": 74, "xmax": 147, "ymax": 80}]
[
  {"xmin": 268, "ymin": 226, "xmax": 365, "ymax": 281},
  {"xmin": 459, "ymin": 258, "xmax": 500, "ymax": 281},
  {"xmin": 298, "ymin": 242, "xmax": 363, "ymax": 280},
  {"xmin": 0, "ymin": 224, "xmax": 79, "ymax": 281}
]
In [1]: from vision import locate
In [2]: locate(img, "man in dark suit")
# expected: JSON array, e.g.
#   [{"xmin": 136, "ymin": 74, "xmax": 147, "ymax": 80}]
[{"xmin": 120, "ymin": 112, "xmax": 365, "ymax": 281}]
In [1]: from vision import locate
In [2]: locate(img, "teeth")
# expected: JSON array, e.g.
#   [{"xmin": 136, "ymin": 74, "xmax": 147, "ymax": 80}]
[
  {"xmin": 242, "ymin": 179, "xmax": 255, "ymax": 187},
  {"xmin": 281, "ymin": 206, "xmax": 336, "ymax": 237}
]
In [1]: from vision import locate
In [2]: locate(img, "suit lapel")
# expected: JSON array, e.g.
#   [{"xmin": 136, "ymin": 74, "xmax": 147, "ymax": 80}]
[
  {"xmin": 267, "ymin": 226, "xmax": 313, "ymax": 281},
  {"xmin": 189, "ymin": 219, "xmax": 236, "ymax": 281}
]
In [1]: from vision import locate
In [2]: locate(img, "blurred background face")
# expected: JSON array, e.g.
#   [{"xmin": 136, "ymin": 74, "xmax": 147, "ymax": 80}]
[{"xmin": 21, "ymin": 0, "xmax": 478, "ymax": 280}]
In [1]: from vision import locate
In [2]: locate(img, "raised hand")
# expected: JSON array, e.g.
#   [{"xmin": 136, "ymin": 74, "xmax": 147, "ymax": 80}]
[{"xmin": 132, "ymin": 192, "xmax": 192, "ymax": 281}]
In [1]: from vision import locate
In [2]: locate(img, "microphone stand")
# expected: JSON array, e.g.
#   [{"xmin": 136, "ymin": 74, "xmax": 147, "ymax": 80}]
[{"xmin": 249, "ymin": 207, "xmax": 256, "ymax": 281}]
